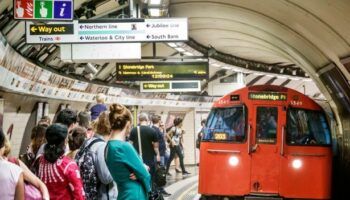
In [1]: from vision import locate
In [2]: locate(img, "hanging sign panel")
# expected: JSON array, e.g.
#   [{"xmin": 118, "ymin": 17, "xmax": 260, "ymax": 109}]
[
  {"xmin": 14, "ymin": 0, "xmax": 73, "ymax": 20},
  {"xmin": 25, "ymin": 18, "xmax": 188, "ymax": 43},
  {"xmin": 140, "ymin": 81, "xmax": 201, "ymax": 93},
  {"xmin": 116, "ymin": 62, "xmax": 209, "ymax": 81}
]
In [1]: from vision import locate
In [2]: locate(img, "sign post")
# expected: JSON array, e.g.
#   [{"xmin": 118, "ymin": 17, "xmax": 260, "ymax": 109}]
[
  {"xmin": 14, "ymin": 0, "xmax": 73, "ymax": 20},
  {"xmin": 25, "ymin": 18, "xmax": 188, "ymax": 44}
]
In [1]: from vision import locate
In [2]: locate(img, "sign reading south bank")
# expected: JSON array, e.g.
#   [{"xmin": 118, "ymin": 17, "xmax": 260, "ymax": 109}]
[
  {"xmin": 14, "ymin": 0, "xmax": 73, "ymax": 20},
  {"xmin": 25, "ymin": 18, "xmax": 188, "ymax": 44}
]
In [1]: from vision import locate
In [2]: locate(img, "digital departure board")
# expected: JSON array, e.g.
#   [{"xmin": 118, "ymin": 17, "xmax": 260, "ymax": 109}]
[
  {"xmin": 116, "ymin": 62, "xmax": 209, "ymax": 81},
  {"xmin": 248, "ymin": 92, "xmax": 287, "ymax": 101}
]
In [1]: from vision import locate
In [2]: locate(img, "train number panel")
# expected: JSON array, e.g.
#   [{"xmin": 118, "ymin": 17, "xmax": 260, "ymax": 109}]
[{"xmin": 199, "ymin": 85, "xmax": 332, "ymax": 200}]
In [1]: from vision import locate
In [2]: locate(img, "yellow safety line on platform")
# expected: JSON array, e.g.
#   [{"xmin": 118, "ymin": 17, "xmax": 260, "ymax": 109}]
[{"xmin": 177, "ymin": 183, "xmax": 198, "ymax": 200}]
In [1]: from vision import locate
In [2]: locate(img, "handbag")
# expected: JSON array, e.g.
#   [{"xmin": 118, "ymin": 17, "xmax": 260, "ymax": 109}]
[{"xmin": 7, "ymin": 157, "xmax": 43, "ymax": 200}]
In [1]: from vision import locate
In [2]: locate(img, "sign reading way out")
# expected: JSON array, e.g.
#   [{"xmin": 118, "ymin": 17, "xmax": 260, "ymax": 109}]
[
  {"xmin": 140, "ymin": 81, "xmax": 201, "ymax": 93},
  {"xmin": 116, "ymin": 62, "xmax": 209, "ymax": 81},
  {"xmin": 25, "ymin": 18, "xmax": 188, "ymax": 43}
]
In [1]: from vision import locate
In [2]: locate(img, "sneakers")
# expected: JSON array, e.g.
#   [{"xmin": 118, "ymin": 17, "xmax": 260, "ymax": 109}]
[
  {"xmin": 161, "ymin": 189, "xmax": 171, "ymax": 197},
  {"xmin": 182, "ymin": 171, "xmax": 191, "ymax": 175}
]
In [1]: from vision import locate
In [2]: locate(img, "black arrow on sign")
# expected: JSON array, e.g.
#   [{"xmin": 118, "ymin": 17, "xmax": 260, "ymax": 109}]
[
  {"xmin": 146, "ymin": 35, "xmax": 150, "ymax": 39},
  {"xmin": 80, "ymin": 36, "xmax": 84, "ymax": 40},
  {"xmin": 80, "ymin": 25, "xmax": 83, "ymax": 29},
  {"xmin": 146, "ymin": 24, "xmax": 150, "ymax": 28}
]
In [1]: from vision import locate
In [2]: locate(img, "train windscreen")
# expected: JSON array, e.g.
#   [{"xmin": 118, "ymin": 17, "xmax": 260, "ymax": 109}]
[
  {"xmin": 287, "ymin": 108, "xmax": 331, "ymax": 145},
  {"xmin": 202, "ymin": 106, "xmax": 246, "ymax": 142}
]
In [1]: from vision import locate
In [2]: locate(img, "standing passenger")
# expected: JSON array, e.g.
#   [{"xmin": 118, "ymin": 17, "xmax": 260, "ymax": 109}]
[
  {"xmin": 77, "ymin": 111, "xmax": 118, "ymax": 200},
  {"xmin": 37, "ymin": 123, "xmax": 85, "ymax": 200},
  {"xmin": 129, "ymin": 113, "xmax": 160, "ymax": 177},
  {"xmin": 90, "ymin": 93, "xmax": 107, "ymax": 121},
  {"xmin": 0, "ymin": 128, "xmax": 25, "ymax": 200},
  {"xmin": 166, "ymin": 117, "xmax": 190, "ymax": 176},
  {"xmin": 105, "ymin": 104, "xmax": 151, "ymax": 200}
]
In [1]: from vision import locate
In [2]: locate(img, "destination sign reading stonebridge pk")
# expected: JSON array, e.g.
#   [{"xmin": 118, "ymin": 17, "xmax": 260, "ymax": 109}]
[
  {"xmin": 25, "ymin": 18, "xmax": 188, "ymax": 44},
  {"xmin": 116, "ymin": 62, "xmax": 209, "ymax": 81}
]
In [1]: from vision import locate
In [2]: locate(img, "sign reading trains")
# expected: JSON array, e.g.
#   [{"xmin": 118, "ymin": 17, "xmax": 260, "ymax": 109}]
[
  {"xmin": 248, "ymin": 92, "xmax": 287, "ymax": 101},
  {"xmin": 116, "ymin": 62, "xmax": 209, "ymax": 81},
  {"xmin": 14, "ymin": 0, "xmax": 73, "ymax": 20}
]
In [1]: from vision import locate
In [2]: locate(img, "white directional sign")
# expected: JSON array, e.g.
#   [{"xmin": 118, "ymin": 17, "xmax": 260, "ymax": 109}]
[
  {"xmin": 140, "ymin": 81, "xmax": 201, "ymax": 93},
  {"xmin": 25, "ymin": 18, "xmax": 188, "ymax": 44}
]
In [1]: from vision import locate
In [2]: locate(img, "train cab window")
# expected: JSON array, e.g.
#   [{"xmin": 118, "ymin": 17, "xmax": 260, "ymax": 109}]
[
  {"xmin": 256, "ymin": 107, "xmax": 277, "ymax": 144},
  {"xmin": 286, "ymin": 109, "xmax": 331, "ymax": 146},
  {"xmin": 202, "ymin": 106, "xmax": 246, "ymax": 142}
]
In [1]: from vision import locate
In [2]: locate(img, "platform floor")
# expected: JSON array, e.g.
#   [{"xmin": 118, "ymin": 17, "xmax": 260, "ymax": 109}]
[{"xmin": 164, "ymin": 166, "xmax": 200, "ymax": 200}]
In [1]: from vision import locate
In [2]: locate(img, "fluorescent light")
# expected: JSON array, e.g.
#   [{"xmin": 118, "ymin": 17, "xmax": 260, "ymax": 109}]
[
  {"xmin": 175, "ymin": 47, "xmax": 185, "ymax": 52},
  {"xmin": 167, "ymin": 43, "xmax": 177, "ymax": 48},
  {"xmin": 222, "ymin": 66, "xmax": 230, "ymax": 70},
  {"xmin": 184, "ymin": 52, "xmax": 193, "ymax": 56},
  {"xmin": 149, "ymin": 0, "xmax": 161, "ymax": 5},
  {"xmin": 148, "ymin": 8, "xmax": 161, "ymax": 16},
  {"xmin": 212, "ymin": 63, "xmax": 220, "ymax": 67}
]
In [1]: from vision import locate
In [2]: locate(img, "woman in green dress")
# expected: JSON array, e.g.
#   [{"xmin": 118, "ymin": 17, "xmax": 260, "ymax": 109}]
[{"xmin": 105, "ymin": 103, "xmax": 151, "ymax": 200}]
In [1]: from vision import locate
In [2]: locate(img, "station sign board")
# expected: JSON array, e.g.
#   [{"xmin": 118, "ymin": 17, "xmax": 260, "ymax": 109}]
[
  {"xmin": 248, "ymin": 92, "xmax": 287, "ymax": 101},
  {"xmin": 25, "ymin": 18, "xmax": 188, "ymax": 44},
  {"xmin": 140, "ymin": 81, "xmax": 201, "ymax": 93},
  {"xmin": 14, "ymin": 0, "xmax": 73, "ymax": 20},
  {"xmin": 116, "ymin": 62, "xmax": 209, "ymax": 81}
]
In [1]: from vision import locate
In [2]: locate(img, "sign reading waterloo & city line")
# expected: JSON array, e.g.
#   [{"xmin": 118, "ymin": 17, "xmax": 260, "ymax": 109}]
[
  {"xmin": 14, "ymin": 0, "xmax": 73, "ymax": 20},
  {"xmin": 25, "ymin": 18, "xmax": 188, "ymax": 44}
]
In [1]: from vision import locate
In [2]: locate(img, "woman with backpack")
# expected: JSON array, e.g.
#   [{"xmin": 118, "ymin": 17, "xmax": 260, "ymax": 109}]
[
  {"xmin": 105, "ymin": 103, "xmax": 151, "ymax": 200},
  {"xmin": 37, "ymin": 123, "xmax": 85, "ymax": 200},
  {"xmin": 165, "ymin": 117, "xmax": 191, "ymax": 176}
]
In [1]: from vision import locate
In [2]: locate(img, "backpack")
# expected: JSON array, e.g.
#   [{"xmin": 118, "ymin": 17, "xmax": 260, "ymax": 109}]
[{"xmin": 75, "ymin": 138, "xmax": 104, "ymax": 200}]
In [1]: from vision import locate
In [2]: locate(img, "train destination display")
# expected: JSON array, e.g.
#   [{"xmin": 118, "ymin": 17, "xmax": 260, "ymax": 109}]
[
  {"xmin": 248, "ymin": 92, "xmax": 287, "ymax": 101},
  {"xmin": 117, "ymin": 62, "xmax": 208, "ymax": 81}
]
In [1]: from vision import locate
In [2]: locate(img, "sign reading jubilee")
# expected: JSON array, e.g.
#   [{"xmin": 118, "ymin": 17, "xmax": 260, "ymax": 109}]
[
  {"xmin": 14, "ymin": 0, "xmax": 73, "ymax": 20},
  {"xmin": 116, "ymin": 62, "xmax": 209, "ymax": 81}
]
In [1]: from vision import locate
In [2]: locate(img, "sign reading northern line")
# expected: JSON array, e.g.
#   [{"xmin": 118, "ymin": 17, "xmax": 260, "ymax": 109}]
[
  {"xmin": 116, "ymin": 62, "xmax": 209, "ymax": 81},
  {"xmin": 25, "ymin": 18, "xmax": 188, "ymax": 44},
  {"xmin": 14, "ymin": 0, "xmax": 73, "ymax": 20}
]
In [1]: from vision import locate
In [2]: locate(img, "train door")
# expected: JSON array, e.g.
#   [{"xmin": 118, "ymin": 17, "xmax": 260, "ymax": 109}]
[{"xmin": 249, "ymin": 105, "xmax": 285, "ymax": 194}]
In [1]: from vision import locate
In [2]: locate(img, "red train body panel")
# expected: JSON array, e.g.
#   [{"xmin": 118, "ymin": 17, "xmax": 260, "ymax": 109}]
[{"xmin": 199, "ymin": 85, "xmax": 332, "ymax": 199}]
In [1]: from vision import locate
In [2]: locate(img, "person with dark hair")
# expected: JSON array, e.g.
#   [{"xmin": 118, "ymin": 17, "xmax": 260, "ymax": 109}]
[
  {"xmin": 78, "ymin": 111, "xmax": 94, "ymax": 138},
  {"xmin": 67, "ymin": 126, "xmax": 86, "ymax": 159},
  {"xmin": 105, "ymin": 104, "xmax": 151, "ymax": 200},
  {"xmin": 151, "ymin": 115, "xmax": 171, "ymax": 197},
  {"xmin": 76, "ymin": 111, "xmax": 118, "ymax": 200},
  {"xmin": 55, "ymin": 108, "xmax": 78, "ymax": 131},
  {"xmin": 129, "ymin": 113, "xmax": 160, "ymax": 178},
  {"xmin": 0, "ymin": 128, "xmax": 25, "ymax": 200},
  {"xmin": 37, "ymin": 124, "xmax": 85, "ymax": 200},
  {"xmin": 166, "ymin": 117, "xmax": 190, "ymax": 176}
]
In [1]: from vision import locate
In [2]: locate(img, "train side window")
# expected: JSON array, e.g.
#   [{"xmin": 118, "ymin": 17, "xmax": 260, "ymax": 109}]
[
  {"xmin": 286, "ymin": 109, "xmax": 331, "ymax": 146},
  {"xmin": 202, "ymin": 106, "xmax": 246, "ymax": 143},
  {"xmin": 256, "ymin": 107, "xmax": 277, "ymax": 144}
]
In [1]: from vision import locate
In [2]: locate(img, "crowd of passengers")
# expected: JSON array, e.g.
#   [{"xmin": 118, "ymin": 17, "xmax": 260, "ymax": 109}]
[{"xmin": 0, "ymin": 93, "xmax": 191, "ymax": 200}]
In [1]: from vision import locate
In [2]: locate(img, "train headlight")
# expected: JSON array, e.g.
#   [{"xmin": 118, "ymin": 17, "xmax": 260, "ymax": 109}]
[
  {"xmin": 229, "ymin": 156, "xmax": 239, "ymax": 166},
  {"xmin": 292, "ymin": 159, "xmax": 302, "ymax": 169}
]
